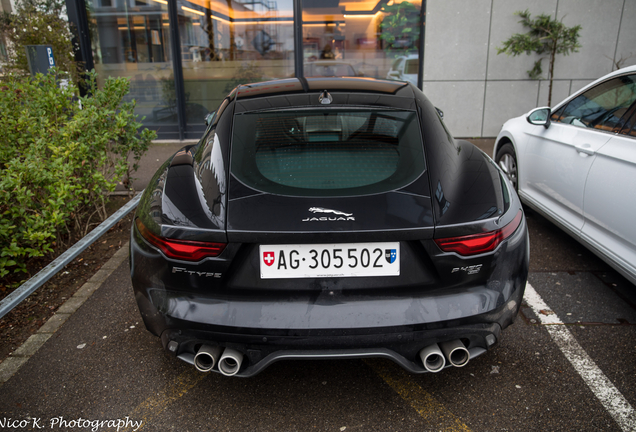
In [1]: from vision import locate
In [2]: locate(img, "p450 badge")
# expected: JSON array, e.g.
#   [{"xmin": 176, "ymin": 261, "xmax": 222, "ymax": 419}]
[{"xmin": 451, "ymin": 264, "xmax": 482, "ymax": 275}]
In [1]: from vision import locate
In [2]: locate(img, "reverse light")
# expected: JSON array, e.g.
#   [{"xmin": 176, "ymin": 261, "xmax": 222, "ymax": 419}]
[
  {"xmin": 135, "ymin": 218, "xmax": 226, "ymax": 261},
  {"xmin": 434, "ymin": 211, "xmax": 523, "ymax": 256}
]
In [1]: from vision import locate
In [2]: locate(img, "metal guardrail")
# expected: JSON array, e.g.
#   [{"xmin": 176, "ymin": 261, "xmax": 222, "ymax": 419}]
[{"xmin": 0, "ymin": 192, "xmax": 143, "ymax": 320}]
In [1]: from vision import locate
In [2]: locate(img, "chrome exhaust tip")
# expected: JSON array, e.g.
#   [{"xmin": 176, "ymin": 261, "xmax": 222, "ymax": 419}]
[
  {"xmin": 419, "ymin": 344, "xmax": 446, "ymax": 373},
  {"xmin": 440, "ymin": 339, "xmax": 470, "ymax": 367},
  {"xmin": 218, "ymin": 348, "xmax": 243, "ymax": 376},
  {"xmin": 194, "ymin": 345, "xmax": 222, "ymax": 372}
]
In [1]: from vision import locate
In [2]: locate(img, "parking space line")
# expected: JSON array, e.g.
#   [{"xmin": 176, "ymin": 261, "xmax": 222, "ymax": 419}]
[
  {"xmin": 524, "ymin": 283, "xmax": 636, "ymax": 432},
  {"xmin": 123, "ymin": 369, "xmax": 207, "ymax": 431},
  {"xmin": 365, "ymin": 359, "xmax": 471, "ymax": 431}
]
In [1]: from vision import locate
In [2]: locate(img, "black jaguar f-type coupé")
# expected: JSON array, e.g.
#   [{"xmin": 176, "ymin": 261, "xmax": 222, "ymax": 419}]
[{"xmin": 130, "ymin": 77, "xmax": 529, "ymax": 377}]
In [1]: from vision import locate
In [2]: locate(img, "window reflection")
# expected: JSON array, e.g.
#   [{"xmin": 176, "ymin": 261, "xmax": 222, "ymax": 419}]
[
  {"xmin": 89, "ymin": 0, "xmax": 176, "ymax": 130},
  {"xmin": 302, "ymin": 0, "xmax": 421, "ymax": 84},
  {"xmin": 86, "ymin": 0, "xmax": 423, "ymax": 135},
  {"xmin": 179, "ymin": 0, "xmax": 295, "ymax": 126},
  {"xmin": 621, "ymin": 110, "xmax": 636, "ymax": 137},
  {"xmin": 555, "ymin": 74, "xmax": 636, "ymax": 132}
]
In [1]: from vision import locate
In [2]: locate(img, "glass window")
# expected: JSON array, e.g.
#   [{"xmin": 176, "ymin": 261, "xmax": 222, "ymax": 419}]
[
  {"xmin": 179, "ymin": 0, "xmax": 295, "ymax": 127},
  {"xmin": 556, "ymin": 74, "xmax": 636, "ymax": 132},
  {"xmin": 302, "ymin": 0, "xmax": 421, "ymax": 87},
  {"xmin": 88, "ymin": 0, "xmax": 177, "ymax": 131},
  {"xmin": 304, "ymin": 61, "xmax": 358, "ymax": 77},
  {"xmin": 231, "ymin": 108, "xmax": 426, "ymax": 196},
  {"xmin": 550, "ymin": 105, "xmax": 566, "ymax": 122},
  {"xmin": 404, "ymin": 57, "xmax": 418, "ymax": 75},
  {"xmin": 620, "ymin": 109, "xmax": 636, "ymax": 137}
]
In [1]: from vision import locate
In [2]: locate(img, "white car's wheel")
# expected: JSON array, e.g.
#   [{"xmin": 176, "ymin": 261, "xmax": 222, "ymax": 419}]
[{"xmin": 495, "ymin": 143, "xmax": 518, "ymax": 191}]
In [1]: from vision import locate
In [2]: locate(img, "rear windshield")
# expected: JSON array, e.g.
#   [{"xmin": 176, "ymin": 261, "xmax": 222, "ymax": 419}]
[{"xmin": 231, "ymin": 109, "xmax": 426, "ymax": 197}]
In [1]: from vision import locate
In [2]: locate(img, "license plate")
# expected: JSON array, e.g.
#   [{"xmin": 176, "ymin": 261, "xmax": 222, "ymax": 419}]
[{"xmin": 259, "ymin": 242, "xmax": 400, "ymax": 279}]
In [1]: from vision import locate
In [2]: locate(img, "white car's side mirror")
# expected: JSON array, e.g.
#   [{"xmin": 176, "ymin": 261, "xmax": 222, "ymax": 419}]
[
  {"xmin": 205, "ymin": 111, "xmax": 216, "ymax": 126},
  {"xmin": 526, "ymin": 107, "xmax": 551, "ymax": 129}
]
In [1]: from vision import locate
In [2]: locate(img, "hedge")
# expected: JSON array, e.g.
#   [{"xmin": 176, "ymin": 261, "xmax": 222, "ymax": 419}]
[{"xmin": 0, "ymin": 70, "xmax": 155, "ymax": 280}]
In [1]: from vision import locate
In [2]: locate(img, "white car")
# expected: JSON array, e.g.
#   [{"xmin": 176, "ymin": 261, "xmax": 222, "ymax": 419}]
[
  {"xmin": 386, "ymin": 55, "xmax": 419, "ymax": 86},
  {"xmin": 494, "ymin": 65, "xmax": 636, "ymax": 285}
]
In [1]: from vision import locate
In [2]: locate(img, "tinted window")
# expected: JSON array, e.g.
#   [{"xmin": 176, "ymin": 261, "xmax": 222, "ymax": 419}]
[
  {"xmin": 621, "ymin": 110, "xmax": 636, "ymax": 137},
  {"xmin": 392, "ymin": 58, "xmax": 405, "ymax": 70},
  {"xmin": 405, "ymin": 59, "xmax": 419, "ymax": 75},
  {"xmin": 231, "ymin": 109, "xmax": 426, "ymax": 197},
  {"xmin": 305, "ymin": 63, "xmax": 356, "ymax": 77},
  {"xmin": 556, "ymin": 74, "xmax": 636, "ymax": 131},
  {"xmin": 550, "ymin": 105, "xmax": 566, "ymax": 122}
]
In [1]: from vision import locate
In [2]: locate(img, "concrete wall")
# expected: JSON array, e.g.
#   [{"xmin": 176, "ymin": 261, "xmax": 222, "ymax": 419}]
[{"xmin": 423, "ymin": 0, "xmax": 636, "ymax": 137}]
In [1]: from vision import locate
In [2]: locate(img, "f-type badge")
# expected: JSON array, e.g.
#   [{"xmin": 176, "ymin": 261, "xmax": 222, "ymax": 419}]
[{"xmin": 302, "ymin": 207, "xmax": 355, "ymax": 222}]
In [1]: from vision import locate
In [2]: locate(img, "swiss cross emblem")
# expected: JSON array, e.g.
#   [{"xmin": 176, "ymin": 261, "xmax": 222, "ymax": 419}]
[{"xmin": 263, "ymin": 251, "xmax": 275, "ymax": 267}]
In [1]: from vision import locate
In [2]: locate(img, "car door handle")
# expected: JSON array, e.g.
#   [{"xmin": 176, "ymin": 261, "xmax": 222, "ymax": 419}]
[{"xmin": 574, "ymin": 143, "xmax": 596, "ymax": 156}]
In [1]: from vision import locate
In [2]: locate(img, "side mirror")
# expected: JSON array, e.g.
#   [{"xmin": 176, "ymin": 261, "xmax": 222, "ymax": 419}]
[
  {"xmin": 526, "ymin": 107, "xmax": 551, "ymax": 128},
  {"xmin": 205, "ymin": 111, "xmax": 216, "ymax": 126},
  {"xmin": 435, "ymin": 107, "xmax": 444, "ymax": 119}
]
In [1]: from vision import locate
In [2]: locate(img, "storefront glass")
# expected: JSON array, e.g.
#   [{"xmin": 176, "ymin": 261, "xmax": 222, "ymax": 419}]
[
  {"xmin": 177, "ymin": 0, "xmax": 295, "ymax": 128},
  {"xmin": 301, "ymin": 0, "xmax": 421, "ymax": 84},
  {"xmin": 85, "ymin": 0, "xmax": 422, "ymax": 138},
  {"xmin": 89, "ymin": 0, "xmax": 177, "ymax": 132}
]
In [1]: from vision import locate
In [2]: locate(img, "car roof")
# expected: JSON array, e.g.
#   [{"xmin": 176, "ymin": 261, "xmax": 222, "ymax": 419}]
[
  {"xmin": 552, "ymin": 64, "xmax": 636, "ymax": 109},
  {"xmin": 232, "ymin": 77, "xmax": 418, "ymax": 112},
  {"xmin": 234, "ymin": 77, "xmax": 413, "ymax": 100}
]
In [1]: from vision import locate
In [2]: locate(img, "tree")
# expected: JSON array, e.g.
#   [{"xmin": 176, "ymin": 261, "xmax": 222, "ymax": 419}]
[
  {"xmin": 379, "ymin": 1, "xmax": 420, "ymax": 56},
  {"xmin": 0, "ymin": 0, "xmax": 81, "ymax": 83},
  {"xmin": 497, "ymin": 10, "xmax": 581, "ymax": 106}
]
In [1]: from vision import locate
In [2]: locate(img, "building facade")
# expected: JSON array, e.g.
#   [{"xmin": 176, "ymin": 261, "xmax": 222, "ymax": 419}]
[
  {"xmin": 423, "ymin": 0, "xmax": 636, "ymax": 137},
  {"xmin": 67, "ymin": 0, "xmax": 424, "ymax": 139},
  {"xmin": 64, "ymin": 0, "xmax": 636, "ymax": 139}
]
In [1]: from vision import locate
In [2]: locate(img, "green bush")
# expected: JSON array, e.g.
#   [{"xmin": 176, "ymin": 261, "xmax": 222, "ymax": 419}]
[
  {"xmin": 0, "ymin": 70, "xmax": 155, "ymax": 280},
  {"xmin": 379, "ymin": 1, "xmax": 420, "ymax": 56}
]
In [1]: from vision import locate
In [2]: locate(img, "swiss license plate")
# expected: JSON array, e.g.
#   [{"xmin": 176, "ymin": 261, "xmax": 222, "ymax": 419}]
[{"xmin": 259, "ymin": 242, "xmax": 400, "ymax": 279}]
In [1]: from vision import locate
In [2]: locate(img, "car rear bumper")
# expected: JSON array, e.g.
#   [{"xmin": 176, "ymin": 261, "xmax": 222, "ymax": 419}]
[
  {"xmin": 161, "ymin": 322, "xmax": 504, "ymax": 377},
  {"xmin": 130, "ymin": 213, "xmax": 529, "ymax": 376},
  {"xmin": 132, "ymin": 275, "xmax": 524, "ymax": 376}
]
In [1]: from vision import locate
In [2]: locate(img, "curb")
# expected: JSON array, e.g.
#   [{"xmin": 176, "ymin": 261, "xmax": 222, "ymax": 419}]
[{"xmin": 0, "ymin": 243, "xmax": 130, "ymax": 384}]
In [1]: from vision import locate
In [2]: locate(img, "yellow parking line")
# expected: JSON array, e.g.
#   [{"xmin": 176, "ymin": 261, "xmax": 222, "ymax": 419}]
[
  {"xmin": 124, "ymin": 361, "xmax": 469, "ymax": 431},
  {"xmin": 365, "ymin": 359, "xmax": 471, "ymax": 431},
  {"xmin": 123, "ymin": 369, "xmax": 207, "ymax": 431}
]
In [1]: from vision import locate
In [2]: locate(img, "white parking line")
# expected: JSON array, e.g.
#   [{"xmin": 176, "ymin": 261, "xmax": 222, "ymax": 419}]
[{"xmin": 524, "ymin": 283, "xmax": 636, "ymax": 432}]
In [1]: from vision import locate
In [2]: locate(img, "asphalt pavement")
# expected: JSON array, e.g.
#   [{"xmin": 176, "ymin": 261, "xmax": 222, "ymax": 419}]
[
  {"xmin": 1, "ymin": 138, "xmax": 635, "ymax": 432},
  {"xmin": 115, "ymin": 140, "xmax": 197, "ymax": 193}
]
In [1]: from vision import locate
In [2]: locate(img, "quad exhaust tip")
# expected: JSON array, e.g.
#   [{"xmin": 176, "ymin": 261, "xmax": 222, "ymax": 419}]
[
  {"xmin": 195, "ymin": 345, "xmax": 245, "ymax": 376},
  {"xmin": 196, "ymin": 342, "xmax": 466, "ymax": 375},
  {"xmin": 218, "ymin": 347, "xmax": 244, "ymax": 376},
  {"xmin": 439, "ymin": 339, "xmax": 470, "ymax": 368},
  {"xmin": 419, "ymin": 343, "xmax": 446, "ymax": 373},
  {"xmin": 194, "ymin": 345, "xmax": 223, "ymax": 372}
]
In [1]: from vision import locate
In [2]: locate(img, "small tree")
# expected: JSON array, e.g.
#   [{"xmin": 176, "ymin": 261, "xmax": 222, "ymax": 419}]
[
  {"xmin": 497, "ymin": 10, "xmax": 581, "ymax": 106},
  {"xmin": 0, "ymin": 0, "xmax": 81, "ymax": 83},
  {"xmin": 379, "ymin": 1, "xmax": 420, "ymax": 57}
]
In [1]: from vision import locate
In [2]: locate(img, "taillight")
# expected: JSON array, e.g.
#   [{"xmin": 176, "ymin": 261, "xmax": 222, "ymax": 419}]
[
  {"xmin": 434, "ymin": 211, "xmax": 523, "ymax": 256},
  {"xmin": 135, "ymin": 218, "xmax": 226, "ymax": 261}
]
